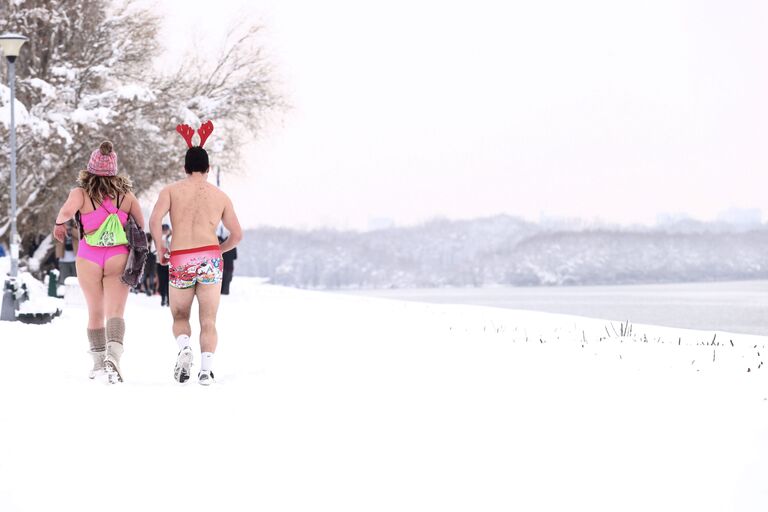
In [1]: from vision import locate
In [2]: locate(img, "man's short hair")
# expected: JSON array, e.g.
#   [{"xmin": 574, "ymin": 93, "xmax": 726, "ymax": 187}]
[{"xmin": 185, "ymin": 147, "xmax": 209, "ymax": 173}]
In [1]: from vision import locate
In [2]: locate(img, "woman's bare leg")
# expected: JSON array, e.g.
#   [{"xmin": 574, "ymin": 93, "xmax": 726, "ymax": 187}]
[
  {"xmin": 101, "ymin": 253, "xmax": 129, "ymax": 382},
  {"xmin": 76, "ymin": 257, "xmax": 105, "ymax": 329},
  {"xmin": 103, "ymin": 253, "xmax": 130, "ymax": 319}
]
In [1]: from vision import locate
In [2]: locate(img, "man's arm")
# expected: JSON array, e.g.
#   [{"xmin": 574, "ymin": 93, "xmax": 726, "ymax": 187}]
[
  {"xmin": 219, "ymin": 195, "xmax": 242, "ymax": 254},
  {"xmin": 149, "ymin": 187, "xmax": 171, "ymax": 263}
]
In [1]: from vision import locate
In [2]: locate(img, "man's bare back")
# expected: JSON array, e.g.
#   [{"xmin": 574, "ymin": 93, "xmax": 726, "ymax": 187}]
[
  {"xmin": 150, "ymin": 173, "xmax": 242, "ymax": 257},
  {"xmin": 166, "ymin": 177, "xmax": 226, "ymax": 251}
]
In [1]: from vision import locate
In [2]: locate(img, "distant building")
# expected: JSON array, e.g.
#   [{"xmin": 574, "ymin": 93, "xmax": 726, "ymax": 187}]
[
  {"xmin": 539, "ymin": 213, "xmax": 590, "ymax": 231},
  {"xmin": 716, "ymin": 208, "xmax": 762, "ymax": 227},
  {"xmin": 656, "ymin": 212, "xmax": 694, "ymax": 226},
  {"xmin": 368, "ymin": 217, "xmax": 395, "ymax": 231}
]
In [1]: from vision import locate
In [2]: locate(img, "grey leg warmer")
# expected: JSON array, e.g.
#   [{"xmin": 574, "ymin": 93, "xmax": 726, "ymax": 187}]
[
  {"xmin": 106, "ymin": 317, "xmax": 125, "ymax": 345},
  {"xmin": 87, "ymin": 327, "xmax": 106, "ymax": 352}
]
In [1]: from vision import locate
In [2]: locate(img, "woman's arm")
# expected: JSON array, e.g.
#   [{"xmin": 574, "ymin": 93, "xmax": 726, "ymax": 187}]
[
  {"xmin": 55, "ymin": 188, "xmax": 83, "ymax": 224},
  {"xmin": 127, "ymin": 192, "xmax": 145, "ymax": 229},
  {"xmin": 53, "ymin": 189, "xmax": 83, "ymax": 241}
]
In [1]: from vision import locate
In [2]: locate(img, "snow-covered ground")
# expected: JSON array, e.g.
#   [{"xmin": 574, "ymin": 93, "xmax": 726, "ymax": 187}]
[{"xmin": 1, "ymin": 276, "xmax": 767, "ymax": 511}]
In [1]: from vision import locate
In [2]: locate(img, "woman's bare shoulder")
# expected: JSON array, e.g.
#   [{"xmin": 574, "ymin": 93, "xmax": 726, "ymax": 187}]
[
  {"xmin": 76, "ymin": 188, "xmax": 98, "ymax": 214},
  {"xmin": 69, "ymin": 187, "xmax": 85, "ymax": 205},
  {"xmin": 120, "ymin": 191, "xmax": 139, "ymax": 210}
]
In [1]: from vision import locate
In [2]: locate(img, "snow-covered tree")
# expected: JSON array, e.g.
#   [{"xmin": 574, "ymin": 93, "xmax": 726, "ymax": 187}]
[{"xmin": 0, "ymin": 0, "xmax": 281, "ymax": 250}]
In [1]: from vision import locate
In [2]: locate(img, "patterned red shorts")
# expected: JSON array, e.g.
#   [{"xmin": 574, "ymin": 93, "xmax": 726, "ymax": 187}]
[{"xmin": 169, "ymin": 245, "xmax": 223, "ymax": 289}]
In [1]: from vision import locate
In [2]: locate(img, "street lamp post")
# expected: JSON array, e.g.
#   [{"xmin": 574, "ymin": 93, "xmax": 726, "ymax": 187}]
[
  {"xmin": 211, "ymin": 139, "xmax": 225, "ymax": 238},
  {"xmin": 0, "ymin": 33, "xmax": 28, "ymax": 322},
  {"xmin": 212, "ymin": 139, "xmax": 224, "ymax": 188}
]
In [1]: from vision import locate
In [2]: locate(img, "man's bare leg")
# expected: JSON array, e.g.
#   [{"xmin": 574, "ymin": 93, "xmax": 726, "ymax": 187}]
[
  {"xmin": 195, "ymin": 281, "xmax": 222, "ymax": 384},
  {"xmin": 170, "ymin": 285, "xmax": 195, "ymax": 338},
  {"xmin": 170, "ymin": 285, "xmax": 196, "ymax": 383},
  {"xmin": 196, "ymin": 282, "xmax": 222, "ymax": 353}
]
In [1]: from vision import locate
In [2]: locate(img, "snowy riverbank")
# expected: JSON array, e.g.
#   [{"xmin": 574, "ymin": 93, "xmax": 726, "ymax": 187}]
[{"xmin": 1, "ymin": 277, "xmax": 767, "ymax": 511}]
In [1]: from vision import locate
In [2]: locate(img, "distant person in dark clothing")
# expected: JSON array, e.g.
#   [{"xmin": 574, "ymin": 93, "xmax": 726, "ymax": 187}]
[
  {"xmin": 143, "ymin": 232, "xmax": 157, "ymax": 296},
  {"xmin": 219, "ymin": 235, "xmax": 237, "ymax": 295},
  {"xmin": 156, "ymin": 224, "xmax": 172, "ymax": 306}
]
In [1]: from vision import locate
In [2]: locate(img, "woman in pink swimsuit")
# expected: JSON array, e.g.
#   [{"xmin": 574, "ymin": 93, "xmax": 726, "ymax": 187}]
[{"xmin": 53, "ymin": 141, "xmax": 145, "ymax": 383}]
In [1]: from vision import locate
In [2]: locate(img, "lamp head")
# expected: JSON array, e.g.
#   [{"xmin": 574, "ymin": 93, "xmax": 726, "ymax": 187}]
[{"xmin": 0, "ymin": 33, "xmax": 28, "ymax": 62}]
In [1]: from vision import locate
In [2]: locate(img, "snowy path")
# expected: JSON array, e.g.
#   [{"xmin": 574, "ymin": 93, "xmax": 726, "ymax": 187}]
[{"xmin": 1, "ymin": 278, "xmax": 768, "ymax": 511}]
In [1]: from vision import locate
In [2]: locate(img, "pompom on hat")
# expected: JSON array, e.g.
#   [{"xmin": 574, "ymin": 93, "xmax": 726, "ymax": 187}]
[{"xmin": 87, "ymin": 141, "xmax": 118, "ymax": 176}]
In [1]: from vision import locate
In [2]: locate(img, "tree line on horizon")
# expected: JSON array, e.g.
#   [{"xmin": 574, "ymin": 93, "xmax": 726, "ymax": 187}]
[{"xmin": 232, "ymin": 215, "xmax": 768, "ymax": 289}]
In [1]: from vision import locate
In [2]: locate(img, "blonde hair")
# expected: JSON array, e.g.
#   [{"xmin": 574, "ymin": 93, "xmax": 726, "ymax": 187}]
[{"xmin": 77, "ymin": 170, "xmax": 133, "ymax": 204}]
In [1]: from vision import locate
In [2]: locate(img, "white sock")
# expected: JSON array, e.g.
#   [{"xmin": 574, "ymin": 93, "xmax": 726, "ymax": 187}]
[
  {"xmin": 176, "ymin": 335, "xmax": 191, "ymax": 351},
  {"xmin": 201, "ymin": 352, "xmax": 214, "ymax": 372}
]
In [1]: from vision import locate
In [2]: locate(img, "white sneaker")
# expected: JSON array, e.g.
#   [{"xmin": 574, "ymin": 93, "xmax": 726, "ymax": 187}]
[
  {"xmin": 198, "ymin": 370, "xmax": 215, "ymax": 386},
  {"xmin": 174, "ymin": 346, "xmax": 193, "ymax": 383}
]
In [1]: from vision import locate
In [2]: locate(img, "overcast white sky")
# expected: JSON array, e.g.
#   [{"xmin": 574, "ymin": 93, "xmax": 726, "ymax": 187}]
[{"xmin": 157, "ymin": 0, "xmax": 768, "ymax": 230}]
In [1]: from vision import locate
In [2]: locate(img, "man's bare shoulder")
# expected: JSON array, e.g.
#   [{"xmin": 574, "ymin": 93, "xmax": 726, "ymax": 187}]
[
  {"xmin": 162, "ymin": 178, "xmax": 230, "ymax": 205},
  {"xmin": 165, "ymin": 180, "xmax": 187, "ymax": 192},
  {"xmin": 204, "ymin": 182, "xmax": 232, "ymax": 203}
]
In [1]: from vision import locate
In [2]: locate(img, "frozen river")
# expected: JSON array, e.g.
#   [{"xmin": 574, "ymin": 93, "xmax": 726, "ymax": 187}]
[{"xmin": 339, "ymin": 280, "xmax": 768, "ymax": 336}]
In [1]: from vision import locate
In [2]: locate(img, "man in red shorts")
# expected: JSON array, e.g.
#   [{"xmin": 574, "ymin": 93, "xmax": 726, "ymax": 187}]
[{"xmin": 150, "ymin": 121, "xmax": 242, "ymax": 385}]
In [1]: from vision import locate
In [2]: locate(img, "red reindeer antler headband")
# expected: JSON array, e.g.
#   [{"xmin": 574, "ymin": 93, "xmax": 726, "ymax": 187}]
[{"xmin": 176, "ymin": 120, "xmax": 214, "ymax": 148}]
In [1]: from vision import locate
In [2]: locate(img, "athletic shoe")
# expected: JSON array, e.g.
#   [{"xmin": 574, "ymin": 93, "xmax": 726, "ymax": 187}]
[
  {"xmin": 174, "ymin": 346, "xmax": 193, "ymax": 383},
  {"xmin": 198, "ymin": 370, "xmax": 215, "ymax": 386}
]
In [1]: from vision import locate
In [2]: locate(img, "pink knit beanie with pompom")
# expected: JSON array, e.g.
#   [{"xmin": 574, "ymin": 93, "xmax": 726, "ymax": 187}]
[{"xmin": 87, "ymin": 141, "xmax": 118, "ymax": 176}]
